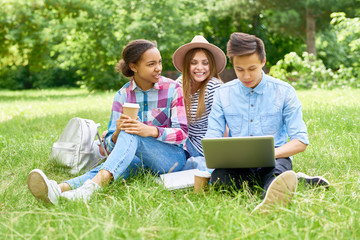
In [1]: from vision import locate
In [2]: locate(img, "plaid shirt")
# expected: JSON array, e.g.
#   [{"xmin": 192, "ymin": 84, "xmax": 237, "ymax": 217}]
[{"xmin": 104, "ymin": 76, "xmax": 188, "ymax": 153}]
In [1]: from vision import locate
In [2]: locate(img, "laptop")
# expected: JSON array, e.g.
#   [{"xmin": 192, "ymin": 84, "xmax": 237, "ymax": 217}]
[{"xmin": 201, "ymin": 136, "xmax": 275, "ymax": 168}]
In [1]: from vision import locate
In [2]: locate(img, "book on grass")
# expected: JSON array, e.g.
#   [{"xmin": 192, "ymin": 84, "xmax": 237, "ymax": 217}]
[{"xmin": 157, "ymin": 169, "xmax": 199, "ymax": 190}]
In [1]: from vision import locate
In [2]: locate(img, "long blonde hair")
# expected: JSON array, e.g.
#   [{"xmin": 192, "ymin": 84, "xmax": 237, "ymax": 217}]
[{"xmin": 182, "ymin": 48, "xmax": 220, "ymax": 123}]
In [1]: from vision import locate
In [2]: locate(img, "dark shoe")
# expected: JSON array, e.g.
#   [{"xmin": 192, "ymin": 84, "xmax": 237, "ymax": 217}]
[{"xmin": 296, "ymin": 172, "xmax": 330, "ymax": 188}]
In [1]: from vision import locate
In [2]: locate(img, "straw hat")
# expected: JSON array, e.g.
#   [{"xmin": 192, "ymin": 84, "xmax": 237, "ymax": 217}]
[{"xmin": 172, "ymin": 35, "xmax": 226, "ymax": 74}]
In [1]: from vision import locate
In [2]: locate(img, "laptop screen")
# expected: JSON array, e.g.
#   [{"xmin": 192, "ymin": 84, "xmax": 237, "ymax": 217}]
[{"xmin": 201, "ymin": 136, "xmax": 275, "ymax": 168}]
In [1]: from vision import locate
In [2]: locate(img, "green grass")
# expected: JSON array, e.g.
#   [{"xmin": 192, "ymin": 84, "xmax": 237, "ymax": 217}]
[{"xmin": 1, "ymin": 88, "xmax": 359, "ymax": 239}]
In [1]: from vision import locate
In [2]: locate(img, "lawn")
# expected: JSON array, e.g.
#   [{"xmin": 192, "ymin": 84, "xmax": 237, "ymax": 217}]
[{"xmin": 0, "ymin": 88, "xmax": 359, "ymax": 239}]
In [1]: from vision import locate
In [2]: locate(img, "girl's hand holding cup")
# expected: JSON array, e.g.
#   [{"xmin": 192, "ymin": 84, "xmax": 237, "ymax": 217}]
[
  {"xmin": 120, "ymin": 118, "xmax": 158, "ymax": 138},
  {"xmin": 116, "ymin": 103, "xmax": 159, "ymax": 138}
]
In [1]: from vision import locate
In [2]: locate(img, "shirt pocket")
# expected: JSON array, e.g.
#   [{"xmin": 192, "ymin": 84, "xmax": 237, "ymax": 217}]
[
  {"xmin": 260, "ymin": 113, "xmax": 283, "ymax": 135},
  {"xmin": 151, "ymin": 108, "xmax": 170, "ymax": 126},
  {"xmin": 226, "ymin": 114, "xmax": 243, "ymax": 135}
]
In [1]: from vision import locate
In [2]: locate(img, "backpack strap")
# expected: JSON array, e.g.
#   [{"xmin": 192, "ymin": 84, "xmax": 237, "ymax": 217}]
[{"xmin": 96, "ymin": 124, "xmax": 109, "ymax": 158}]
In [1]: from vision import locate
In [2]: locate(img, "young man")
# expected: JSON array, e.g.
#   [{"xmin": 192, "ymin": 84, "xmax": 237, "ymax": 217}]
[{"xmin": 205, "ymin": 32, "xmax": 310, "ymax": 213}]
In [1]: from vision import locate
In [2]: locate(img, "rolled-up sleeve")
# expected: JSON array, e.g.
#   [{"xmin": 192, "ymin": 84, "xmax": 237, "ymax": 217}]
[
  {"xmin": 156, "ymin": 83, "xmax": 188, "ymax": 146},
  {"xmin": 283, "ymin": 87, "xmax": 309, "ymax": 145}
]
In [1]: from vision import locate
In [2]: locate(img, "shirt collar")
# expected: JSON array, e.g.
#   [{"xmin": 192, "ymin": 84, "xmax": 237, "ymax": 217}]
[
  {"xmin": 129, "ymin": 77, "xmax": 162, "ymax": 91},
  {"xmin": 239, "ymin": 71, "xmax": 267, "ymax": 95}
]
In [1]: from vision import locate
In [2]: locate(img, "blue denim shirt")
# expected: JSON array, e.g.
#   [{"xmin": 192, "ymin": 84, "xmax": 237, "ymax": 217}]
[{"xmin": 205, "ymin": 72, "xmax": 309, "ymax": 148}]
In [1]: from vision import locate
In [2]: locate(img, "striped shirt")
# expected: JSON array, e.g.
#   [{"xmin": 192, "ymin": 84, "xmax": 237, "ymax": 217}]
[
  {"xmin": 104, "ymin": 77, "xmax": 188, "ymax": 153},
  {"xmin": 177, "ymin": 77, "xmax": 222, "ymax": 155}
]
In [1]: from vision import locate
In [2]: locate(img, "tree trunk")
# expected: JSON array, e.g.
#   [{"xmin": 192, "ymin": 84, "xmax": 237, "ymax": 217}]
[
  {"xmin": 306, "ymin": 7, "xmax": 317, "ymax": 57},
  {"xmin": 237, "ymin": 23, "xmax": 242, "ymax": 33}
]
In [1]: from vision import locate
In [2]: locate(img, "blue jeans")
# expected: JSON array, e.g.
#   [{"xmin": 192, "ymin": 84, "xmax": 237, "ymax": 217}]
[
  {"xmin": 182, "ymin": 139, "xmax": 213, "ymax": 172},
  {"xmin": 65, "ymin": 131, "xmax": 186, "ymax": 189}
]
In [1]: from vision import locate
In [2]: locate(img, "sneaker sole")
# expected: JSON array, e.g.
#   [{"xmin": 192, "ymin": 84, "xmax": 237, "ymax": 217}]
[
  {"xmin": 252, "ymin": 170, "xmax": 298, "ymax": 214},
  {"xmin": 27, "ymin": 170, "xmax": 50, "ymax": 204}
]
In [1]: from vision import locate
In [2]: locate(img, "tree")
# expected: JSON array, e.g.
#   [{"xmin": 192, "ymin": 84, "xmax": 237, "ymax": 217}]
[
  {"xmin": 205, "ymin": 0, "xmax": 305, "ymax": 67},
  {"xmin": 207, "ymin": 0, "xmax": 268, "ymax": 35},
  {"xmin": 117, "ymin": 0, "xmax": 208, "ymax": 70},
  {"xmin": 0, "ymin": 0, "xmax": 212, "ymax": 90},
  {"xmin": 0, "ymin": 0, "xmax": 91, "ymax": 89},
  {"xmin": 207, "ymin": 0, "xmax": 359, "ymax": 57},
  {"xmin": 318, "ymin": 12, "xmax": 360, "ymax": 73},
  {"xmin": 263, "ymin": 0, "xmax": 359, "ymax": 57}
]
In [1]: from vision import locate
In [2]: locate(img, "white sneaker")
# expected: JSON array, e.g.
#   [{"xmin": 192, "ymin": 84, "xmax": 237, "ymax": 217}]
[
  {"xmin": 27, "ymin": 169, "xmax": 61, "ymax": 205},
  {"xmin": 61, "ymin": 179, "xmax": 100, "ymax": 202},
  {"xmin": 296, "ymin": 172, "xmax": 330, "ymax": 188},
  {"xmin": 252, "ymin": 170, "xmax": 298, "ymax": 214}
]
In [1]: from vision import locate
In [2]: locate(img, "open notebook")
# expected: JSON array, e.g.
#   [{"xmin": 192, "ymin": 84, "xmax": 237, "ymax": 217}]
[{"xmin": 157, "ymin": 169, "xmax": 199, "ymax": 190}]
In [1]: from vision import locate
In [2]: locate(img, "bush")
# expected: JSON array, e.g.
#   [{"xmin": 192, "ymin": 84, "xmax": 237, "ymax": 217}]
[
  {"xmin": 82, "ymin": 69, "xmax": 129, "ymax": 91},
  {"xmin": 269, "ymin": 52, "xmax": 359, "ymax": 89},
  {"xmin": 269, "ymin": 52, "xmax": 331, "ymax": 89},
  {"xmin": 0, "ymin": 66, "xmax": 81, "ymax": 90},
  {"xmin": 317, "ymin": 13, "xmax": 360, "ymax": 84}
]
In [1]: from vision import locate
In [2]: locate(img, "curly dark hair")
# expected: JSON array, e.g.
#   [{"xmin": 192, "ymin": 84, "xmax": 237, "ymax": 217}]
[{"xmin": 115, "ymin": 39, "xmax": 157, "ymax": 77}]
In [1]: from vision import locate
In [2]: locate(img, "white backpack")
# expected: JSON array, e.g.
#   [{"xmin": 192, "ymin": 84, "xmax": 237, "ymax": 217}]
[{"xmin": 49, "ymin": 117, "xmax": 108, "ymax": 175}]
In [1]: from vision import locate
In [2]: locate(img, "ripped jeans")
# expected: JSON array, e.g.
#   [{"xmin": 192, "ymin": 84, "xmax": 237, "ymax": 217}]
[{"xmin": 65, "ymin": 131, "xmax": 186, "ymax": 189}]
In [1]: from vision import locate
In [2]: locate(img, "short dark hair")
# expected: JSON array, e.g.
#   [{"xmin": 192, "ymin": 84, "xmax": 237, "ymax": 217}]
[
  {"xmin": 226, "ymin": 32, "xmax": 265, "ymax": 62},
  {"xmin": 115, "ymin": 39, "xmax": 157, "ymax": 77}
]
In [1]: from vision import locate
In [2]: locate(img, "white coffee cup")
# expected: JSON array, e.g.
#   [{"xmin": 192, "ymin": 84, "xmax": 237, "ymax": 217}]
[
  {"xmin": 123, "ymin": 103, "xmax": 140, "ymax": 119},
  {"xmin": 194, "ymin": 170, "xmax": 211, "ymax": 193}
]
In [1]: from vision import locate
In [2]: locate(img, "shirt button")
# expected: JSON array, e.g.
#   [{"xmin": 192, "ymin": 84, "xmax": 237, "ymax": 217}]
[
  {"xmin": 250, "ymin": 119, "xmax": 253, "ymax": 122},
  {"xmin": 145, "ymin": 103, "xmax": 147, "ymax": 106},
  {"xmin": 251, "ymin": 104, "xmax": 254, "ymax": 107},
  {"xmin": 145, "ymin": 115, "xmax": 147, "ymax": 118},
  {"xmin": 250, "ymin": 134, "xmax": 253, "ymax": 136}
]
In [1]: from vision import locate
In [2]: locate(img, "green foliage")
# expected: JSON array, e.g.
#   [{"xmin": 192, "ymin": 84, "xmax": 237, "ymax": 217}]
[
  {"xmin": 0, "ymin": 0, "xmax": 94, "ymax": 89},
  {"xmin": 205, "ymin": 0, "xmax": 306, "ymax": 67},
  {"xmin": 0, "ymin": 66, "xmax": 81, "ymax": 90},
  {"xmin": 270, "ymin": 52, "xmax": 331, "ymax": 89},
  {"xmin": 119, "ymin": 0, "xmax": 208, "ymax": 70},
  {"xmin": 0, "ymin": 0, "xmax": 209, "ymax": 90},
  {"xmin": 262, "ymin": 0, "xmax": 358, "ymax": 57},
  {"xmin": 264, "ymin": 34, "xmax": 305, "ymax": 67},
  {"xmin": 0, "ymin": 1, "xmax": 359, "ymax": 90},
  {"xmin": 269, "ymin": 52, "xmax": 359, "ymax": 89},
  {"xmin": 201, "ymin": 16, "xmax": 237, "ymax": 68},
  {"xmin": 275, "ymin": 12, "xmax": 360, "ymax": 89},
  {"xmin": 263, "ymin": 0, "xmax": 358, "ymax": 38},
  {"xmin": 319, "ymin": 13, "xmax": 360, "ymax": 71}
]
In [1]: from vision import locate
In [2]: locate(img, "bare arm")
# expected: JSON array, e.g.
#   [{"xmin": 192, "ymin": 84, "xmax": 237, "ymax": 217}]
[
  {"xmin": 275, "ymin": 139, "xmax": 307, "ymax": 159},
  {"xmin": 223, "ymin": 125, "xmax": 229, "ymax": 137}
]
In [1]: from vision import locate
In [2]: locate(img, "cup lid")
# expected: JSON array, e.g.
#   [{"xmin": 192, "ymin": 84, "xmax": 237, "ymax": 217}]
[
  {"xmin": 123, "ymin": 103, "xmax": 140, "ymax": 108},
  {"xmin": 194, "ymin": 170, "xmax": 211, "ymax": 178}
]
